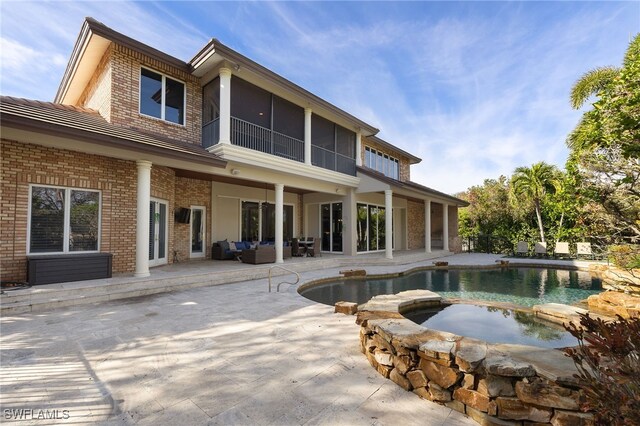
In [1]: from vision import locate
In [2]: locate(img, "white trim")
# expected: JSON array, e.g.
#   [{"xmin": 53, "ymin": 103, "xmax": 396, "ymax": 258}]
[
  {"xmin": 355, "ymin": 201, "xmax": 394, "ymax": 254},
  {"xmin": 190, "ymin": 205, "xmax": 206, "ymax": 258},
  {"xmin": 139, "ymin": 66, "xmax": 186, "ymax": 126},
  {"xmin": 149, "ymin": 197, "xmax": 169, "ymax": 267},
  {"xmin": 317, "ymin": 201, "xmax": 344, "ymax": 254},
  {"xmin": 209, "ymin": 144, "xmax": 360, "ymax": 188},
  {"xmin": 27, "ymin": 184, "xmax": 102, "ymax": 255}
]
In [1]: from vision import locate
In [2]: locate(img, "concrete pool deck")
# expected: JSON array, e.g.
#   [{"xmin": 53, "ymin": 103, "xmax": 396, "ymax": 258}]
[{"xmin": 0, "ymin": 254, "xmax": 604, "ymax": 425}]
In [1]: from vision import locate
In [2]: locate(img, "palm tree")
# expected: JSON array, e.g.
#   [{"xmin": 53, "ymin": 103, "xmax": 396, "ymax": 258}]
[
  {"xmin": 570, "ymin": 66, "xmax": 619, "ymax": 109},
  {"xmin": 510, "ymin": 162, "xmax": 559, "ymax": 242}
]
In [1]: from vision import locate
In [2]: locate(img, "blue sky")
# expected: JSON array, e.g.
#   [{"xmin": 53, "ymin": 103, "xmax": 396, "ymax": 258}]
[{"xmin": 1, "ymin": 1, "xmax": 638, "ymax": 194}]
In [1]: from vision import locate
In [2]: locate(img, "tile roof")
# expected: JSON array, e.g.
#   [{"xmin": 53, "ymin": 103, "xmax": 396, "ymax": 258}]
[{"xmin": 0, "ymin": 96, "xmax": 226, "ymax": 167}]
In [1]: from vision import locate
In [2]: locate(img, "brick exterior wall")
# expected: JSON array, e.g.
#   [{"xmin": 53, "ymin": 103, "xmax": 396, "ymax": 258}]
[
  {"xmin": 1, "ymin": 139, "xmax": 137, "ymax": 281},
  {"xmin": 174, "ymin": 177, "xmax": 212, "ymax": 261},
  {"xmin": 0, "ymin": 139, "xmax": 220, "ymax": 282},
  {"xmin": 449, "ymin": 206, "xmax": 461, "ymax": 253},
  {"xmin": 361, "ymin": 137, "xmax": 412, "ymax": 182},
  {"xmin": 78, "ymin": 46, "xmax": 112, "ymax": 121},
  {"xmin": 109, "ymin": 45, "xmax": 202, "ymax": 144},
  {"xmin": 407, "ymin": 200, "xmax": 425, "ymax": 250}
]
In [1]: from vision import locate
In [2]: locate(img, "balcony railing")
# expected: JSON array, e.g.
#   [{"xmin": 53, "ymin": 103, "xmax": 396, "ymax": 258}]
[
  {"xmin": 202, "ymin": 117, "xmax": 355, "ymax": 176},
  {"xmin": 311, "ymin": 146, "xmax": 356, "ymax": 176},
  {"xmin": 202, "ymin": 118, "xmax": 219, "ymax": 149}
]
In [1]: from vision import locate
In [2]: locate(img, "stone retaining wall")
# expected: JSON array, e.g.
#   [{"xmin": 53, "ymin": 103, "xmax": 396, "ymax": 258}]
[{"xmin": 356, "ymin": 290, "xmax": 594, "ymax": 426}]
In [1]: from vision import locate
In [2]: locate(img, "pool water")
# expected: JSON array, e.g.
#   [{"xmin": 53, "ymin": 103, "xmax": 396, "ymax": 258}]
[
  {"xmin": 404, "ymin": 304, "xmax": 578, "ymax": 349},
  {"xmin": 299, "ymin": 267, "xmax": 602, "ymax": 307}
]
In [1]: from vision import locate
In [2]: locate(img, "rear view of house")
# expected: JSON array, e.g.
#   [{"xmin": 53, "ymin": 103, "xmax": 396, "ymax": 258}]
[{"xmin": 0, "ymin": 17, "xmax": 467, "ymax": 284}]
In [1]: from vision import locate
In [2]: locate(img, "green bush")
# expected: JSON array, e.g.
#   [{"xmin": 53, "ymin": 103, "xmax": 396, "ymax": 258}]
[
  {"xmin": 609, "ymin": 245, "xmax": 640, "ymax": 270},
  {"xmin": 564, "ymin": 314, "xmax": 640, "ymax": 425}
]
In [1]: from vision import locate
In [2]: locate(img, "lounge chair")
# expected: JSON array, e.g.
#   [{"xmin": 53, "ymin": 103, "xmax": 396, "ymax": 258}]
[
  {"xmin": 576, "ymin": 242, "xmax": 593, "ymax": 259},
  {"xmin": 515, "ymin": 242, "xmax": 529, "ymax": 257},
  {"xmin": 534, "ymin": 242, "xmax": 548, "ymax": 257},
  {"xmin": 554, "ymin": 242, "xmax": 570, "ymax": 259}
]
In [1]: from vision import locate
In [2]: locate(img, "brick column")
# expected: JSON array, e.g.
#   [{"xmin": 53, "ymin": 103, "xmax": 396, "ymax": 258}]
[{"xmin": 135, "ymin": 160, "xmax": 152, "ymax": 277}]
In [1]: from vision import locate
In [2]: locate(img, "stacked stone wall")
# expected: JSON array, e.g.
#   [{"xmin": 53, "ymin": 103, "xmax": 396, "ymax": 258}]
[{"xmin": 356, "ymin": 292, "xmax": 593, "ymax": 426}]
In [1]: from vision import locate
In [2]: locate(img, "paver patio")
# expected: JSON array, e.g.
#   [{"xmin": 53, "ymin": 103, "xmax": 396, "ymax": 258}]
[{"xmin": 1, "ymin": 253, "xmax": 598, "ymax": 425}]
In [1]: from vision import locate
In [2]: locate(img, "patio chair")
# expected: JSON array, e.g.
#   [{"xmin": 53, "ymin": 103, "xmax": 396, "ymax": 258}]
[
  {"xmin": 576, "ymin": 242, "xmax": 593, "ymax": 259},
  {"xmin": 291, "ymin": 238, "xmax": 305, "ymax": 257},
  {"xmin": 306, "ymin": 237, "xmax": 321, "ymax": 257},
  {"xmin": 534, "ymin": 242, "xmax": 548, "ymax": 257},
  {"xmin": 554, "ymin": 242, "xmax": 570, "ymax": 259},
  {"xmin": 515, "ymin": 241, "xmax": 529, "ymax": 257}
]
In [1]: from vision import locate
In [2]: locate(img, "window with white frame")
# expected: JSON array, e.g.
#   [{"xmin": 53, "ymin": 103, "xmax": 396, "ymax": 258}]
[
  {"xmin": 29, "ymin": 186, "xmax": 100, "ymax": 253},
  {"xmin": 364, "ymin": 147, "xmax": 399, "ymax": 179},
  {"xmin": 140, "ymin": 68, "xmax": 185, "ymax": 125}
]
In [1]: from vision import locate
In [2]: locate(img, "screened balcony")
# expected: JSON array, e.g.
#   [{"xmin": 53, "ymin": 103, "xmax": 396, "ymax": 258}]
[
  {"xmin": 201, "ymin": 75, "xmax": 357, "ymax": 176},
  {"xmin": 202, "ymin": 117, "xmax": 305, "ymax": 163}
]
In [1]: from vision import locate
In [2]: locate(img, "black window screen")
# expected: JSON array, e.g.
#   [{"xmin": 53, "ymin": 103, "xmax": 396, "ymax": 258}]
[
  {"xmin": 202, "ymin": 77, "xmax": 220, "ymax": 124},
  {"xmin": 311, "ymin": 115, "xmax": 335, "ymax": 150},
  {"xmin": 336, "ymin": 125, "xmax": 355, "ymax": 158},
  {"xmin": 231, "ymin": 77, "xmax": 271, "ymax": 128},
  {"xmin": 273, "ymin": 96, "xmax": 304, "ymax": 140}
]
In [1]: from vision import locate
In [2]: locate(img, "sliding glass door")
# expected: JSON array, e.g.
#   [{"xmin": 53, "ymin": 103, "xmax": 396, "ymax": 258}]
[
  {"xmin": 149, "ymin": 198, "xmax": 168, "ymax": 266},
  {"xmin": 357, "ymin": 203, "xmax": 390, "ymax": 253},
  {"xmin": 241, "ymin": 201, "xmax": 293, "ymax": 242},
  {"xmin": 320, "ymin": 202, "xmax": 342, "ymax": 253}
]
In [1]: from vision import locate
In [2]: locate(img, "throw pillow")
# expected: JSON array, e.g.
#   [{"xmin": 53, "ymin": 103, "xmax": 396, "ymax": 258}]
[{"xmin": 229, "ymin": 241, "xmax": 237, "ymax": 251}]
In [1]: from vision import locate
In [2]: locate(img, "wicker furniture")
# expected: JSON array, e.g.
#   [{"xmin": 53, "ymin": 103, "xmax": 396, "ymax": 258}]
[
  {"xmin": 241, "ymin": 245, "xmax": 276, "ymax": 264},
  {"xmin": 212, "ymin": 241, "xmax": 234, "ymax": 260}
]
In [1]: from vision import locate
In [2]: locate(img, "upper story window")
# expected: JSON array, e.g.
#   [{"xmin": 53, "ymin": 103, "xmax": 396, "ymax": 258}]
[
  {"xmin": 29, "ymin": 185, "xmax": 101, "ymax": 254},
  {"xmin": 140, "ymin": 68, "xmax": 185, "ymax": 125},
  {"xmin": 365, "ymin": 147, "xmax": 399, "ymax": 180}
]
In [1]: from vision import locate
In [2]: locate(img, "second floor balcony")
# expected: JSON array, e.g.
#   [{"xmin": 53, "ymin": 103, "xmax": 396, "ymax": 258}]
[{"xmin": 203, "ymin": 116, "xmax": 356, "ymax": 176}]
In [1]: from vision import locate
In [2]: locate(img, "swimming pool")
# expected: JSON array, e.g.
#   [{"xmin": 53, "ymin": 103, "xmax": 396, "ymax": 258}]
[
  {"xmin": 403, "ymin": 303, "xmax": 577, "ymax": 349},
  {"xmin": 299, "ymin": 267, "xmax": 602, "ymax": 307}
]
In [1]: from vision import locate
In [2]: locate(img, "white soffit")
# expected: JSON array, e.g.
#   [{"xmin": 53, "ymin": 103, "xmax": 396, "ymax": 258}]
[{"xmin": 61, "ymin": 35, "xmax": 111, "ymax": 105}]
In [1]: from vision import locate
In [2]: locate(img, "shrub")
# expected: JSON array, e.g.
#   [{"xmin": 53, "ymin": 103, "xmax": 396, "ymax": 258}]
[
  {"xmin": 609, "ymin": 244, "xmax": 640, "ymax": 270},
  {"xmin": 564, "ymin": 314, "xmax": 640, "ymax": 425}
]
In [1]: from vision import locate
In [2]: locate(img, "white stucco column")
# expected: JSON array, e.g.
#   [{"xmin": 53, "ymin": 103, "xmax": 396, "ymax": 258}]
[
  {"xmin": 425, "ymin": 199, "xmax": 432, "ymax": 253},
  {"xmin": 342, "ymin": 188, "xmax": 357, "ymax": 256},
  {"xmin": 355, "ymin": 131, "xmax": 362, "ymax": 167},
  {"xmin": 304, "ymin": 108, "xmax": 312, "ymax": 165},
  {"xmin": 442, "ymin": 203, "xmax": 449, "ymax": 251},
  {"xmin": 219, "ymin": 68, "xmax": 232, "ymax": 145},
  {"xmin": 384, "ymin": 189, "xmax": 393, "ymax": 260},
  {"xmin": 275, "ymin": 183, "xmax": 284, "ymax": 264},
  {"xmin": 135, "ymin": 160, "xmax": 152, "ymax": 277}
]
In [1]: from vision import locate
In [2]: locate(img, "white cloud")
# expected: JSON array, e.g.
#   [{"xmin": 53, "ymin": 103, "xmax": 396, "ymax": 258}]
[{"xmin": 1, "ymin": 1, "xmax": 637, "ymax": 196}]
